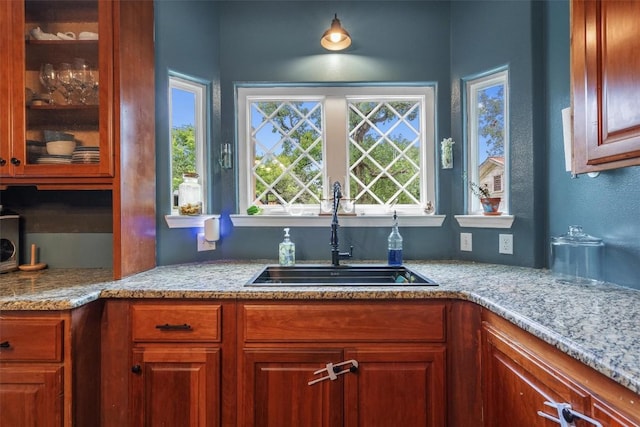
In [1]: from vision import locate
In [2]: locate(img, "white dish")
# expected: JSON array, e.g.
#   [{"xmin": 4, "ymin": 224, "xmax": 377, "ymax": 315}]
[{"xmin": 47, "ymin": 140, "xmax": 76, "ymax": 156}]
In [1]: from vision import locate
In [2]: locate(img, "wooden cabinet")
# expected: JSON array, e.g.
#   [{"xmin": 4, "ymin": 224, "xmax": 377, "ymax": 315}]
[
  {"xmin": 0, "ymin": 0, "xmax": 155, "ymax": 279},
  {"xmin": 0, "ymin": 302, "xmax": 102, "ymax": 427},
  {"xmin": 571, "ymin": 0, "xmax": 640, "ymax": 173},
  {"xmin": 3, "ymin": 0, "xmax": 113, "ymax": 183},
  {"xmin": 129, "ymin": 303, "xmax": 225, "ymax": 427},
  {"xmin": 238, "ymin": 301, "xmax": 447, "ymax": 426},
  {"xmin": 482, "ymin": 310, "xmax": 640, "ymax": 426},
  {"xmin": 102, "ymin": 300, "xmax": 236, "ymax": 427}
]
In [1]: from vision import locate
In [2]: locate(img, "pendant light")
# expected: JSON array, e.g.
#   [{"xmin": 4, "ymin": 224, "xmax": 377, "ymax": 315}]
[{"xmin": 320, "ymin": 14, "xmax": 351, "ymax": 51}]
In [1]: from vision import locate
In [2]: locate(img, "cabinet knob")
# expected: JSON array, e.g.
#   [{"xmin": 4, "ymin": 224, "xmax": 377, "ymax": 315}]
[
  {"xmin": 131, "ymin": 364, "xmax": 142, "ymax": 374},
  {"xmin": 10, "ymin": 157, "xmax": 20, "ymax": 166},
  {"xmin": 0, "ymin": 158, "xmax": 6, "ymax": 166},
  {"xmin": 0, "ymin": 341, "xmax": 10, "ymax": 349}
]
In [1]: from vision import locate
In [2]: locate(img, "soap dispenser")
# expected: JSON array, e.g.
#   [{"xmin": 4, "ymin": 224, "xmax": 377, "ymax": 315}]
[
  {"xmin": 279, "ymin": 227, "xmax": 296, "ymax": 266},
  {"xmin": 388, "ymin": 211, "xmax": 403, "ymax": 266}
]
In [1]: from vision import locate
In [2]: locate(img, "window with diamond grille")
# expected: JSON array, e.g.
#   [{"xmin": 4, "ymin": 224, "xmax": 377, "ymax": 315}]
[
  {"xmin": 348, "ymin": 100, "xmax": 423, "ymax": 206},
  {"xmin": 237, "ymin": 86, "xmax": 435, "ymax": 215},
  {"xmin": 250, "ymin": 100, "xmax": 324, "ymax": 206}
]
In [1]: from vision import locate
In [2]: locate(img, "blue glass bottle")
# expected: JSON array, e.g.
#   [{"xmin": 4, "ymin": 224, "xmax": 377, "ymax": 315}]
[{"xmin": 387, "ymin": 211, "xmax": 403, "ymax": 266}]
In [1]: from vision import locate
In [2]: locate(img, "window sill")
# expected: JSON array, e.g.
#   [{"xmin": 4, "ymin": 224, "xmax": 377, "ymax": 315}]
[
  {"xmin": 230, "ymin": 214, "xmax": 446, "ymax": 228},
  {"xmin": 454, "ymin": 214, "xmax": 514, "ymax": 229},
  {"xmin": 165, "ymin": 214, "xmax": 220, "ymax": 229}
]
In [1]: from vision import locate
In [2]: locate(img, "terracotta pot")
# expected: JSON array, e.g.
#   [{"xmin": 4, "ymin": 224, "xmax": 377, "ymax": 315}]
[{"xmin": 480, "ymin": 197, "xmax": 501, "ymax": 215}]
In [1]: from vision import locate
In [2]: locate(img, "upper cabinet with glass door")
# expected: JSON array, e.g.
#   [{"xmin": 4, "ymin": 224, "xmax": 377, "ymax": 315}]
[{"xmin": 1, "ymin": 0, "xmax": 113, "ymax": 187}]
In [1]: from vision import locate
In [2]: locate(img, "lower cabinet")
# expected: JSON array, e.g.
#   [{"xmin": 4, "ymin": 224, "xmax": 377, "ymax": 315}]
[
  {"xmin": 130, "ymin": 346, "xmax": 220, "ymax": 426},
  {"xmin": 0, "ymin": 302, "xmax": 102, "ymax": 427},
  {"xmin": 99, "ymin": 298, "xmax": 638, "ymax": 427},
  {"xmin": 0, "ymin": 366, "xmax": 63, "ymax": 427},
  {"xmin": 127, "ymin": 302, "xmax": 229, "ymax": 427},
  {"xmin": 482, "ymin": 310, "xmax": 640, "ymax": 427},
  {"xmin": 238, "ymin": 301, "xmax": 447, "ymax": 426}
]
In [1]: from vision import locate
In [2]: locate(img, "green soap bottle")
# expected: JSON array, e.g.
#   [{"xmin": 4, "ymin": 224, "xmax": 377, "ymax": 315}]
[{"xmin": 279, "ymin": 227, "xmax": 295, "ymax": 266}]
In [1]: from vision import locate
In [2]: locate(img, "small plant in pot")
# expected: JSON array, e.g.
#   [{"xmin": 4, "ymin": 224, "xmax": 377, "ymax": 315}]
[{"xmin": 469, "ymin": 181, "xmax": 502, "ymax": 215}]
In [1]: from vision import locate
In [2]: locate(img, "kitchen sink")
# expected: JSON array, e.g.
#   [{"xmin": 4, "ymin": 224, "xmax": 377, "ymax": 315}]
[{"xmin": 246, "ymin": 264, "xmax": 437, "ymax": 286}]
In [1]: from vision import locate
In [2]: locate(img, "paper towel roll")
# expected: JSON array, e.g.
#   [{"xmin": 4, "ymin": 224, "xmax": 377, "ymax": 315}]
[
  {"xmin": 562, "ymin": 107, "xmax": 572, "ymax": 172},
  {"xmin": 204, "ymin": 217, "xmax": 219, "ymax": 242}
]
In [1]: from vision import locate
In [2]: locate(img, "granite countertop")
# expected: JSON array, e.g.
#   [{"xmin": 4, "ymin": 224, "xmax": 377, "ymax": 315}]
[{"xmin": 1, "ymin": 260, "xmax": 639, "ymax": 397}]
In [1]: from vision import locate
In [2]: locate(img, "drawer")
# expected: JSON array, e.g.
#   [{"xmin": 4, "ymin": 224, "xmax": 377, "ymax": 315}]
[
  {"xmin": 132, "ymin": 304, "xmax": 221, "ymax": 342},
  {"xmin": 0, "ymin": 319, "xmax": 63, "ymax": 362},
  {"xmin": 242, "ymin": 302, "xmax": 446, "ymax": 342}
]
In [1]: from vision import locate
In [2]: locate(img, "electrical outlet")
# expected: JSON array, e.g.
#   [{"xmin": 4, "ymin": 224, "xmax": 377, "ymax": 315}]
[
  {"xmin": 197, "ymin": 233, "xmax": 216, "ymax": 252},
  {"xmin": 499, "ymin": 234, "xmax": 513, "ymax": 255},
  {"xmin": 460, "ymin": 232, "xmax": 472, "ymax": 252}
]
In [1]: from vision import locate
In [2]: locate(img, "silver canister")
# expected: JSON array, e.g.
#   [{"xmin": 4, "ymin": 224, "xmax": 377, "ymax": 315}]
[{"xmin": 551, "ymin": 225, "xmax": 604, "ymax": 284}]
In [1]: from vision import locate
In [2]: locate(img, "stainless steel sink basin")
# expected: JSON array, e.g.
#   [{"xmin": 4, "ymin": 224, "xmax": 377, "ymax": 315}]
[{"xmin": 246, "ymin": 264, "xmax": 437, "ymax": 286}]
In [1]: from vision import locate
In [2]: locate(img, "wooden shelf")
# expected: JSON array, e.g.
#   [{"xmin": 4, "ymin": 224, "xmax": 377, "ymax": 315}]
[{"xmin": 27, "ymin": 104, "xmax": 98, "ymax": 129}]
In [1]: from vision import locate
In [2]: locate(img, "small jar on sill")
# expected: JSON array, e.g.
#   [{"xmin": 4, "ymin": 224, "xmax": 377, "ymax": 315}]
[{"xmin": 178, "ymin": 172, "xmax": 202, "ymax": 215}]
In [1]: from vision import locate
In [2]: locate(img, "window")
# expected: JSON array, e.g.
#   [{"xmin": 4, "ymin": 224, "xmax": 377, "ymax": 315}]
[
  {"xmin": 465, "ymin": 69, "xmax": 509, "ymax": 214},
  {"xmin": 169, "ymin": 74, "xmax": 208, "ymax": 214},
  {"xmin": 237, "ymin": 85, "xmax": 436, "ymax": 216}
]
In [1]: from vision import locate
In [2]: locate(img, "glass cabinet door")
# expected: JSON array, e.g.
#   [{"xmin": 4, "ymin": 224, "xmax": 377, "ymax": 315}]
[{"xmin": 11, "ymin": 0, "xmax": 113, "ymax": 180}]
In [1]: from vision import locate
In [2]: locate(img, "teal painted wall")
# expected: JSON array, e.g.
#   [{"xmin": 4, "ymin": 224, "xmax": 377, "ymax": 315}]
[
  {"xmin": 544, "ymin": 1, "xmax": 640, "ymax": 289},
  {"xmin": 450, "ymin": 0, "xmax": 546, "ymax": 267}
]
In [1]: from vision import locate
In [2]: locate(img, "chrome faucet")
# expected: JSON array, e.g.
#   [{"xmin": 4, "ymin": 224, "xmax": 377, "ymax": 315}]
[{"xmin": 330, "ymin": 181, "xmax": 353, "ymax": 266}]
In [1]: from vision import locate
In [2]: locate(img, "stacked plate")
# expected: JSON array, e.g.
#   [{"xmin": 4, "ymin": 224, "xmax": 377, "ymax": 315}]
[
  {"xmin": 36, "ymin": 155, "xmax": 72, "ymax": 164},
  {"xmin": 71, "ymin": 146, "xmax": 100, "ymax": 164}
]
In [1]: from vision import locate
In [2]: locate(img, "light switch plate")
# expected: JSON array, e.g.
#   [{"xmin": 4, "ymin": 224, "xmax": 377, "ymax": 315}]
[
  {"xmin": 499, "ymin": 234, "xmax": 513, "ymax": 255},
  {"xmin": 460, "ymin": 232, "xmax": 472, "ymax": 252},
  {"xmin": 197, "ymin": 233, "xmax": 216, "ymax": 251}
]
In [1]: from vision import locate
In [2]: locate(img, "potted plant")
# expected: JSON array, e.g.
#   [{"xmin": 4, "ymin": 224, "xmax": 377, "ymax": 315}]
[{"xmin": 469, "ymin": 181, "xmax": 502, "ymax": 215}]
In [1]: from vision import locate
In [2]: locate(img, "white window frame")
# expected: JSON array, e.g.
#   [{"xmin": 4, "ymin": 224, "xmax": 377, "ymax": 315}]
[
  {"xmin": 236, "ymin": 85, "xmax": 436, "ymax": 217},
  {"xmin": 465, "ymin": 69, "xmax": 509, "ymax": 215},
  {"xmin": 169, "ymin": 75, "xmax": 208, "ymax": 215}
]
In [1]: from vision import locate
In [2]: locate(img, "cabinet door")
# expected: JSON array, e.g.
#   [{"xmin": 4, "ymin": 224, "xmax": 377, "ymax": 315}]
[
  {"xmin": 0, "ymin": 0, "xmax": 13, "ymax": 177},
  {"xmin": 6, "ymin": 0, "xmax": 114, "ymax": 181},
  {"xmin": 240, "ymin": 348, "xmax": 344, "ymax": 427},
  {"xmin": 572, "ymin": 0, "xmax": 640, "ymax": 173},
  {"xmin": 344, "ymin": 346, "xmax": 446, "ymax": 427},
  {"xmin": 482, "ymin": 324, "xmax": 591, "ymax": 426},
  {"xmin": 131, "ymin": 346, "xmax": 221, "ymax": 427},
  {"xmin": 0, "ymin": 365, "xmax": 63, "ymax": 427}
]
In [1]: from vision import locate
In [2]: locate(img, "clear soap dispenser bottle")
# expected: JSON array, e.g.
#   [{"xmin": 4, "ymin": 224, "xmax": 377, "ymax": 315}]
[
  {"xmin": 388, "ymin": 211, "xmax": 403, "ymax": 266},
  {"xmin": 279, "ymin": 227, "xmax": 295, "ymax": 266}
]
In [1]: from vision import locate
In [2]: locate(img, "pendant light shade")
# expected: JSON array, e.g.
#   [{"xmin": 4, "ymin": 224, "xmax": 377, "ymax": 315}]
[{"xmin": 321, "ymin": 14, "xmax": 351, "ymax": 51}]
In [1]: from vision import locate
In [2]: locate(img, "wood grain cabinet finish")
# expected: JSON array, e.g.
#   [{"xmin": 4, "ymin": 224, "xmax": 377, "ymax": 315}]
[
  {"xmin": 0, "ymin": 0, "xmax": 156, "ymax": 280},
  {"xmin": 571, "ymin": 0, "xmax": 640, "ymax": 173},
  {"xmin": 482, "ymin": 311, "xmax": 640, "ymax": 427},
  {"xmin": 238, "ymin": 301, "xmax": 447, "ymax": 427},
  {"xmin": 0, "ymin": 303, "xmax": 102, "ymax": 427},
  {"xmin": 125, "ymin": 302, "xmax": 234, "ymax": 427}
]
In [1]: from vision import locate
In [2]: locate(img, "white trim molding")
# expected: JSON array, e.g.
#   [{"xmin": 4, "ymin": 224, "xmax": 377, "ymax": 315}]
[
  {"xmin": 454, "ymin": 215, "xmax": 514, "ymax": 229},
  {"xmin": 231, "ymin": 214, "xmax": 446, "ymax": 228}
]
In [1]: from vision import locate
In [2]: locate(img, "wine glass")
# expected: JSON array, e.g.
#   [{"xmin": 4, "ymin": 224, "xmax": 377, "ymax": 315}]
[
  {"xmin": 72, "ymin": 58, "xmax": 95, "ymax": 104},
  {"xmin": 57, "ymin": 63, "xmax": 75, "ymax": 104},
  {"xmin": 39, "ymin": 63, "xmax": 57, "ymax": 104}
]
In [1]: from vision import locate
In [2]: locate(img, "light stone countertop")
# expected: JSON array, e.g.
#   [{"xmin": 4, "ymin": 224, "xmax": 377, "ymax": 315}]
[{"xmin": 1, "ymin": 260, "xmax": 639, "ymax": 396}]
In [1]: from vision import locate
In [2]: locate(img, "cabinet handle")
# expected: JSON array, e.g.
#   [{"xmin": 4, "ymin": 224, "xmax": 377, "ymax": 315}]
[
  {"xmin": 0, "ymin": 158, "xmax": 6, "ymax": 166},
  {"xmin": 131, "ymin": 365, "xmax": 142, "ymax": 374},
  {"xmin": 155, "ymin": 323, "xmax": 192, "ymax": 331},
  {"xmin": 10, "ymin": 158, "xmax": 20, "ymax": 166},
  {"xmin": 0, "ymin": 341, "xmax": 10, "ymax": 349}
]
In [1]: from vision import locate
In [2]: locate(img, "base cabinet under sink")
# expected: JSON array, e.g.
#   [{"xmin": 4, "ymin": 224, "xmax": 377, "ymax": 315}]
[{"xmin": 238, "ymin": 301, "xmax": 447, "ymax": 426}]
